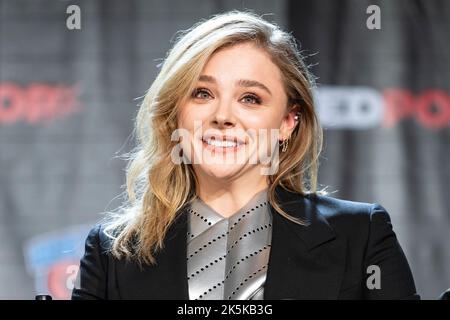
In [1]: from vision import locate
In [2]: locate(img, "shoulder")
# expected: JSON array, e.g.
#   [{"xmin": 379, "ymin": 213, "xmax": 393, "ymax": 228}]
[
  {"xmin": 303, "ymin": 193, "xmax": 393, "ymax": 237},
  {"xmin": 83, "ymin": 223, "xmax": 114, "ymax": 255},
  {"xmin": 73, "ymin": 224, "xmax": 114, "ymax": 299},
  {"xmin": 308, "ymin": 193, "xmax": 390, "ymax": 220}
]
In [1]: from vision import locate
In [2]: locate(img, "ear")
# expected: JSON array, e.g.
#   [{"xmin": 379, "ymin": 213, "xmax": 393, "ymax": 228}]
[{"xmin": 279, "ymin": 104, "xmax": 300, "ymax": 140}]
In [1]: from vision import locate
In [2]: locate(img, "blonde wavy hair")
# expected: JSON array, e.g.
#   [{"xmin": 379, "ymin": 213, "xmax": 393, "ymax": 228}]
[{"xmin": 104, "ymin": 10, "xmax": 323, "ymax": 265}]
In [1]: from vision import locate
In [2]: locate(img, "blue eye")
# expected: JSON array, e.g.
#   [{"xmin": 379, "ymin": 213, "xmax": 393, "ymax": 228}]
[
  {"xmin": 192, "ymin": 88, "xmax": 212, "ymax": 100},
  {"xmin": 241, "ymin": 94, "xmax": 262, "ymax": 105}
]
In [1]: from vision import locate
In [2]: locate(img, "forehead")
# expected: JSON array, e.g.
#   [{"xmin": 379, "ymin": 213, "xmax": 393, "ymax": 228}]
[{"xmin": 201, "ymin": 42, "xmax": 284, "ymax": 86}]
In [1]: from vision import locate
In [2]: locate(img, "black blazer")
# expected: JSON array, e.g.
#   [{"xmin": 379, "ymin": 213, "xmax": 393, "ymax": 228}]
[{"xmin": 72, "ymin": 186, "xmax": 419, "ymax": 300}]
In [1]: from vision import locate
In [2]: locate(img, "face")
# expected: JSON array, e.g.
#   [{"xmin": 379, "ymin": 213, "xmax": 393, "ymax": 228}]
[{"xmin": 177, "ymin": 42, "xmax": 298, "ymax": 183}]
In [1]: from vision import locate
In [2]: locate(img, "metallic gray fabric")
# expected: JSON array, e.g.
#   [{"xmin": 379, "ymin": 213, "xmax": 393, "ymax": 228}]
[{"xmin": 187, "ymin": 188, "xmax": 272, "ymax": 300}]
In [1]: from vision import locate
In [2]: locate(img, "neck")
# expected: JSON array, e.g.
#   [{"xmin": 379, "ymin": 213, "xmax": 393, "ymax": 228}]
[{"xmin": 195, "ymin": 169, "xmax": 269, "ymax": 218}]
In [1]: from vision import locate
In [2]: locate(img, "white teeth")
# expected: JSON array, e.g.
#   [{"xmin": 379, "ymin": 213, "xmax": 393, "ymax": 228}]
[{"xmin": 205, "ymin": 139, "xmax": 238, "ymax": 148}]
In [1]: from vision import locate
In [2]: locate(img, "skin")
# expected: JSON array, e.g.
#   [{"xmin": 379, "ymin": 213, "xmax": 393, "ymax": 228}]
[{"xmin": 178, "ymin": 42, "xmax": 298, "ymax": 217}]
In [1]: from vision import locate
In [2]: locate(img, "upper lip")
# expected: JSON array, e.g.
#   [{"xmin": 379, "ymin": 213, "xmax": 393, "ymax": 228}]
[{"xmin": 201, "ymin": 134, "xmax": 246, "ymax": 145}]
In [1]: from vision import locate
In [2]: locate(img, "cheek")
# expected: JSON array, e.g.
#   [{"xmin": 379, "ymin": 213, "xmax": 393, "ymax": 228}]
[
  {"xmin": 238, "ymin": 110, "xmax": 284, "ymax": 130},
  {"xmin": 177, "ymin": 105, "xmax": 206, "ymax": 148},
  {"xmin": 178, "ymin": 105, "xmax": 201, "ymax": 130}
]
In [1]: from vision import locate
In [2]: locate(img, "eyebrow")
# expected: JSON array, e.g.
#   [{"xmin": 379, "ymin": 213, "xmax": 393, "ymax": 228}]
[{"xmin": 198, "ymin": 75, "xmax": 272, "ymax": 96}]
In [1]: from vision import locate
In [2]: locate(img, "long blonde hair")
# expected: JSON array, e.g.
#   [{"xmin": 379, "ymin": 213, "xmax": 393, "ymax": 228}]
[{"xmin": 104, "ymin": 10, "xmax": 323, "ymax": 265}]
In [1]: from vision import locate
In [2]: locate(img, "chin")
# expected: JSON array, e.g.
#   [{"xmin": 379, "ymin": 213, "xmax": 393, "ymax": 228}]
[{"xmin": 197, "ymin": 164, "xmax": 246, "ymax": 180}]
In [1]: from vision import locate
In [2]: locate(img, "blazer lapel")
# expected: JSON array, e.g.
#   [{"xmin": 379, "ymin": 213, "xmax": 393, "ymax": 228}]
[
  {"xmin": 264, "ymin": 186, "xmax": 347, "ymax": 299},
  {"xmin": 115, "ymin": 209, "xmax": 189, "ymax": 299}
]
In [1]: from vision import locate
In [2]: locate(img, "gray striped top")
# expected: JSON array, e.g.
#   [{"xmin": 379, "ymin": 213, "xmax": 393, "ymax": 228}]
[{"xmin": 186, "ymin": 188, "xmax": 272, "ymax": 300}]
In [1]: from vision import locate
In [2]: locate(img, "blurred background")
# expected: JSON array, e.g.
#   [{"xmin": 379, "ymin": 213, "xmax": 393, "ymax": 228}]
[{"xmin": 0, "ymin": 0, "xmax": 448, "ymax": 299}]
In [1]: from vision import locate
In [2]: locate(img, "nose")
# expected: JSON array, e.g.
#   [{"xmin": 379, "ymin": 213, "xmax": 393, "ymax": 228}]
[{"xmin": 210, "ymin": 99, "xmax": 236, "ymax": 129}]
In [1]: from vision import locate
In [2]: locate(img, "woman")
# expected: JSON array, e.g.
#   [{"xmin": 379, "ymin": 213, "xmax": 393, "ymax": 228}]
[{"xmin": 72, "ymin": 11, "xmax": 419, "ymax": 300}]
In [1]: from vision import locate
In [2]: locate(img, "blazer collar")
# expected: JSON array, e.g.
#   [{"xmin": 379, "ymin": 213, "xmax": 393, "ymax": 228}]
[
  {"xmin": 272, "ymin": 185, "xmax": 337, "ymax": 251},
  {"xmin": 263, "ymin": 186, "xmax": 347, "ymax": 299}
]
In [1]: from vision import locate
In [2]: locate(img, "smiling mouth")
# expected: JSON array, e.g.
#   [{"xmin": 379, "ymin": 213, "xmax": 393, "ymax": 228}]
[{"xmin": 201, "ymin": 136, "xmax": 246, "ymax": 152}]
